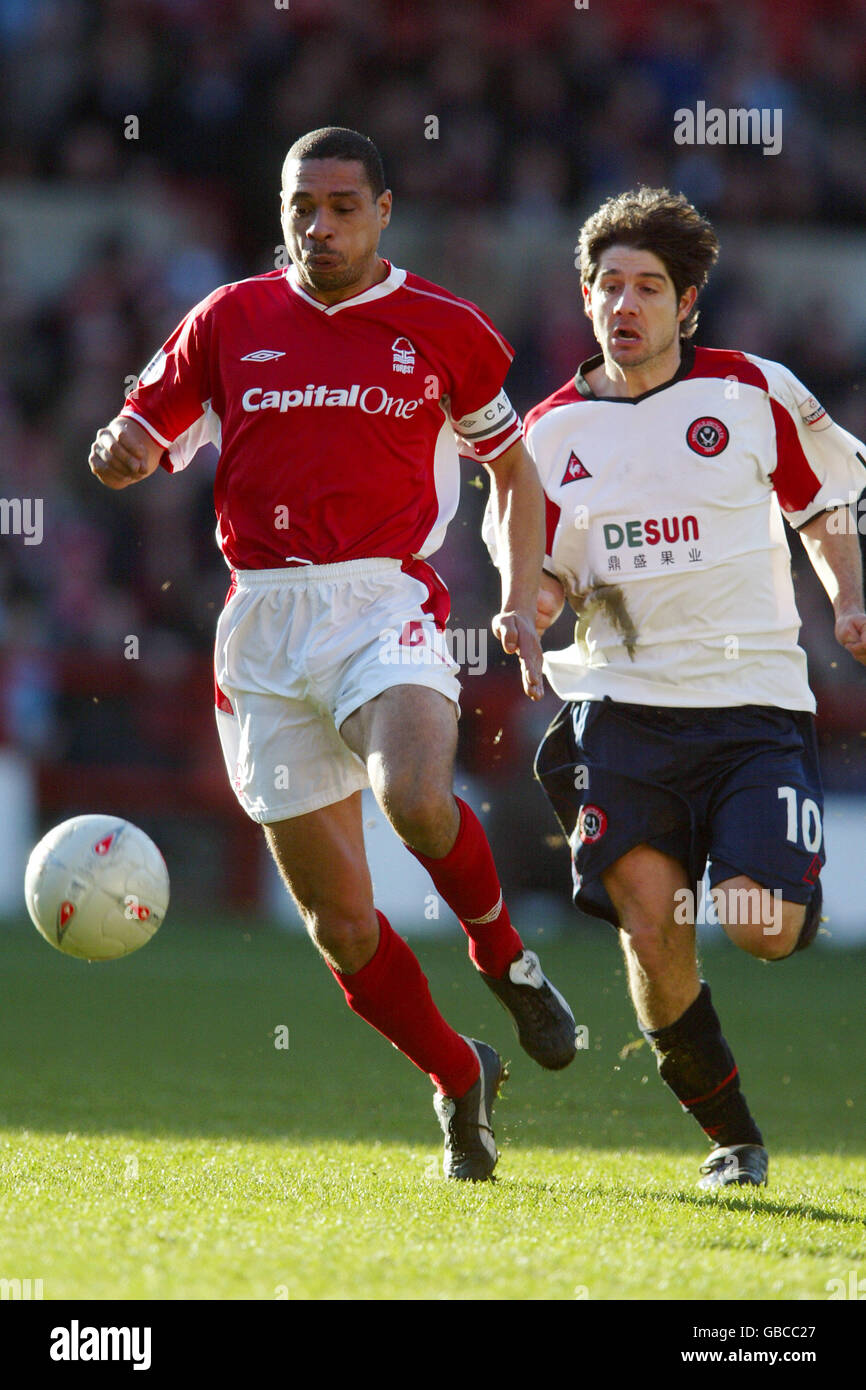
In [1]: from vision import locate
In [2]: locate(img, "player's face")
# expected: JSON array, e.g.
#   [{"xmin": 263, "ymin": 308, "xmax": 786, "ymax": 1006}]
[
  {"xmin": 281, "ymin": 158, "xmax": 392, "ymax": 300},
  {"xmin": 583, "ymin": 246, "xmax": 696, "ymax": 373}
]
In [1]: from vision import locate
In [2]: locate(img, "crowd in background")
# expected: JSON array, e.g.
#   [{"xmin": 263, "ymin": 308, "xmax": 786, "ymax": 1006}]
[
  {"xmin": 1, "ymin": 0, "xmax": 865, "ymax": 842},
  {"xmin": 3, "ymin": 0, "xmax": 866, "ymax": 225}
]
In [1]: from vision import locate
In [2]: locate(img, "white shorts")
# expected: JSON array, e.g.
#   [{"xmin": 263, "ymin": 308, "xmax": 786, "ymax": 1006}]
[{"xmin": 214, "ymin": 559, "xmax": 462, "ymax": 823}]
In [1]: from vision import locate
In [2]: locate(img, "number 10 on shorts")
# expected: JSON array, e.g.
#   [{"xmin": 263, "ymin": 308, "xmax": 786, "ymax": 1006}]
[{"xmin": 777, "ymin": 786, "xmax": 823, "ymax": 852}]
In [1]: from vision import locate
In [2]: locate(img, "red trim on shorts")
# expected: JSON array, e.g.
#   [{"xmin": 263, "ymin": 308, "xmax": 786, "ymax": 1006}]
[
  {"xmin": 214, "ymin": 575, "xmax": 237, "ymax": 714},
  {"xmin": 401, "ymin": 556, "xmax": 451, "ymax": 630},
  {"xmin": 682, "ymin": 1065, "xmax": 739, "ymax": 1108}
]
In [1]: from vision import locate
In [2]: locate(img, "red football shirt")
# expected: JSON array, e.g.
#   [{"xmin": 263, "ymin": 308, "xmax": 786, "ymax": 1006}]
[{"xmin": 121, "ymin": 263, "xmax": 521, "ymax": 587}]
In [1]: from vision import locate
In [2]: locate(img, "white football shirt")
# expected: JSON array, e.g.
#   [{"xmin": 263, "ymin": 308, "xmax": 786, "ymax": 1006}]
[{"xmin": 485, "ymin": 345, "xmax": 866, "ymax": 711}]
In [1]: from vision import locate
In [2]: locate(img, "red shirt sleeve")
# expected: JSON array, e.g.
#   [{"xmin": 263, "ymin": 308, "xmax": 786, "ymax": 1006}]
[
  {"xmin": 446, "ymin": 307, "xmax": 522, "ymax": 460},
  {"xmin": 448, "ymin": 307, "xmax": 514, "ymax": 418},
  {"xmin": 120, "ymin": 299, "xmax": 213, "ymax": 462}
]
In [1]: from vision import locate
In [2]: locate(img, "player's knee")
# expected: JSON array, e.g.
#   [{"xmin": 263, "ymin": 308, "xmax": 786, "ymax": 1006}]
[
  {"xmin": 378, "ymin": 771, "xmax": 454, "ymax": 855},
  {"xmin": 300, "ymin": 902, "xmax": 378, "ymax": 966},
  {"xmin": 711, "ymin": 884, "xmax": 806, "ymax": 961},
  {"xmin": 721, "ymin": 900, "xmax": 805, "ymax": 961},
  {"xmin": 620, "ymin": 914, "xmax": 673, "ymax": 974}
]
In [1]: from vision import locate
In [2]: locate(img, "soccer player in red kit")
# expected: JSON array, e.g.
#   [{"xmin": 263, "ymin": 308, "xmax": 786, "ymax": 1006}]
[{"xmin": 89, "ymin": 127, "xmax": 577, "ymax": 1181}]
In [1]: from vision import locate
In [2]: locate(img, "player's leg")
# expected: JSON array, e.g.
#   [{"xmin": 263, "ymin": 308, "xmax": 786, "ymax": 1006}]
[
  {"xmin": 263, "ymin": 794, "xmax": 506, "ymax": 1180},
  {"xmin": 602, "ymin": 843, "xmax": 700, "ymax": 1028},
  {"xmin": 603, "ymin": 845, "xmax": 766, "ymax": 1184},
  {"xmin": 263, "ymin": 794, "xmax": 470, "ymax": 1083},
  {"xmin": 711, "ymin": 875, "xmax": 805, "ymax": 959},
  {"xmin": 340, "ymin": 682, "xmax": 461, "ymax": 855},
  {"xmin": 263, "ymin": 791, "xmax": 377, "ymax": 971},
  {"xmin": 340, "ymin": 683, "xmax": 578, "ymax": 1069},
  {"xmin": 707, "ymin": 709, "xmax": 826, "ymax": 963},
  {"xmin": 215, "ymin": 651, "xmax": 505, "ymax": 1179},
  {"xmin": 536, "ymin": 699, "xmax": 769, "ymax": 1185}
]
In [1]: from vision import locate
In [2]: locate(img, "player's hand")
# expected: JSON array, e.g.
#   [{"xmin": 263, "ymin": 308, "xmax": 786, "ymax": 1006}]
[
  {"xmin": 834, "ymin": 611, "xmax": 866, "ymax": 665},
  {"xmin": 88, "ymin": 417, "xmax": 162, "ymax": 489},
  {"xmin": 493, "ymin": 609, "xmax": 545, "ymax": 700}
]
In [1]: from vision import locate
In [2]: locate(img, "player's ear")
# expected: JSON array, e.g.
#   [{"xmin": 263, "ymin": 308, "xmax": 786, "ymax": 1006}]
[
  {"xmin": 582, "ymin": 282, "xmax": 593, "ymax": 320},
  {"xmin": 678, "ymin": 285, "xmax": 698, "ymax": 323},
  {"xmin": 378, "ymin": 189, "xmax": 392, "ymax": 230}
]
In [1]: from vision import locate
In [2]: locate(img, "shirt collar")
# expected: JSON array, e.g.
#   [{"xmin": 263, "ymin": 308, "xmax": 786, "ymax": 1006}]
[
  {"xmin": 284, "ymin": 259, "xmax": 407, "ymax": 315},
  {"xmin": 575, "ymin": 342, "xmax": 697, "ymax": 403}
]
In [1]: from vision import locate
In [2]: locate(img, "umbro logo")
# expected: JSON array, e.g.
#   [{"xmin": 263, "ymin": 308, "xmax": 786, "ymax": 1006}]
[{"xmin": 241, "ymin": 349, "xmax": 286, "ymax": 362}]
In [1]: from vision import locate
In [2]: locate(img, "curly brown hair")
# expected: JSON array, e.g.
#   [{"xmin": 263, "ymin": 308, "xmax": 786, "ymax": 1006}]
[{"xmin": 578, "ymin": 187, "xmax": 720, "ymax": 339}]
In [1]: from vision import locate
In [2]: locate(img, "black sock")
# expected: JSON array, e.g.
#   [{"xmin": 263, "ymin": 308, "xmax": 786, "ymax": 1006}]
[{"xmin": 641, "ymin": 982, "xmax": 763, "ymax": 1148}]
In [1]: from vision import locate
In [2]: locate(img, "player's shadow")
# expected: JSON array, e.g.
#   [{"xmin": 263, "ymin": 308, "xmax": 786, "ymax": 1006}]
[
  {"xmin": 492, "ymin": 1176, "xmax": 865, "ymax": 1229},
  {"xmin": 644, "ymin": 1188, "xmax": 866, "ymax": 1227}
]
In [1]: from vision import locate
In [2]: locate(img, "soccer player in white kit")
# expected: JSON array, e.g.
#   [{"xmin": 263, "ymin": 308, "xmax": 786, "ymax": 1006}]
[
  {"xmin": 88, "ymin": 128, "xmax": 577, "ymax": 1182},
  {"xmin": 502, "ymin": 187, "xmax": 866, "ymax": 1188}
]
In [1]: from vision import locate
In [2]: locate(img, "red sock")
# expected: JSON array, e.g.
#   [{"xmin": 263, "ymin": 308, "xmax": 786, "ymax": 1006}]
[
  {"xmin": 407, "ymin": 798, "xmax": 523, "ymax": 978},
  {"xmin": 329, "ymin": 911, "xmax": 480, "ymax": 1097}
]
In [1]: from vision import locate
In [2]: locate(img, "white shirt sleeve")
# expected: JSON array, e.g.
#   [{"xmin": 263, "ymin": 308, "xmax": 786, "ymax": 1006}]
[{"xmin": 746, "ymin": 354, "xmax": 866, "ymax": 528}]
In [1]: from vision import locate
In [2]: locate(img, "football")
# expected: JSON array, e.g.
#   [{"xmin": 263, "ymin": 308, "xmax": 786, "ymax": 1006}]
[{"xmin": 24, "ymin": 815, "xmax": 170, "ymax": 961}]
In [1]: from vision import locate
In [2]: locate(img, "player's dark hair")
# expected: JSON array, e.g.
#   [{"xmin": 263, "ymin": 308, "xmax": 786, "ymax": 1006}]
[
  {"xmin": 578, "ymin": 187, "xmax": 719, "ymax": 339},
  {"xmin": 282, "ymin": 127, "xmax": 386, "ymax": 199}
]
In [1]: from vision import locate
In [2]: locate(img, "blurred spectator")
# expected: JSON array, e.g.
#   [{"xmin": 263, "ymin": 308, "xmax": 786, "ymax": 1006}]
[{"xmin": 1, "ymin": 0, "xmax": 864, "ymax": 824}]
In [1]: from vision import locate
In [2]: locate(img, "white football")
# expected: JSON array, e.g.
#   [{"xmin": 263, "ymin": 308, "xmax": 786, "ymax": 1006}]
[{"xmin": 24, "ymin": 815, "xmax": 169, "ymax": 961}]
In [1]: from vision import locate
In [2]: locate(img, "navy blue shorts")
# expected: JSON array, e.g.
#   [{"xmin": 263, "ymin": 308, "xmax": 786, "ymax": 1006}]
[{"xmin": 534, "ymin": 698, "xmax": 825, "ymax": 928}]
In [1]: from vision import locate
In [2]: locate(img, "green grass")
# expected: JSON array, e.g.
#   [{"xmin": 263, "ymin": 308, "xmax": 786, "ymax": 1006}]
[{"xmin": 0, "ymin": 916, "xmax": 864, "ymax": 1300}]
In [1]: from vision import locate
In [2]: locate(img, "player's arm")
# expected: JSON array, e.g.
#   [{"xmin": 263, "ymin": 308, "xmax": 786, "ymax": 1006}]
[
  {"xmin": 753, "ymin": 355, "xmax": 866, "ymax": 665},
  {"xmin": 799, "ymin": 508, "xmax": 866, "ymax": 664},
  {"xmin": 88, "ymin": 415, "xmax": 164, "ymax": 490},
  {"xmin": 482, "ymin": 438, "xmax": 546, "ymax": 700}
]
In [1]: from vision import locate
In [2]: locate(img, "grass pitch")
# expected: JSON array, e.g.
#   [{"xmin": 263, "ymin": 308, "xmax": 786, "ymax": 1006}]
[{"xmin": 0, "ymin": 915, "xmax": 864, "ymax": 1301}]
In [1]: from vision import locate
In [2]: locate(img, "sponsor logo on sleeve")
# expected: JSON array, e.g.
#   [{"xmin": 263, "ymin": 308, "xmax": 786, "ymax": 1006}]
[{"xmin": 799, "ymin": 395, "xmax": 830, "ymax": 431}]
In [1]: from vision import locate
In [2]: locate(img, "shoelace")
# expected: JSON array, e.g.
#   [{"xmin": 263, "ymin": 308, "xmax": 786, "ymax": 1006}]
[{"xmin": 443, "ymin": 1089, "xmax": 493, "ymax": 1151}]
